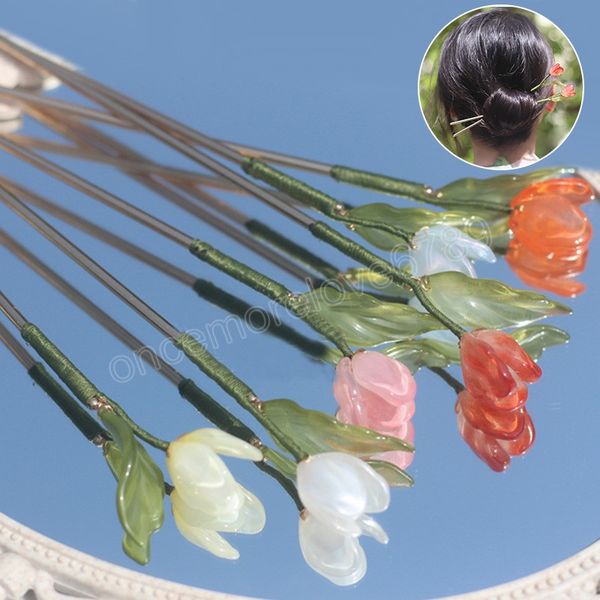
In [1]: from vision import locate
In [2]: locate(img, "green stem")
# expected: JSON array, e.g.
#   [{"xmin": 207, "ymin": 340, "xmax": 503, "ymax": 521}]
[
  {"xmin": 188, "ymin": 240, "xmax": 353, "ymax": 356},
  {"xmin": 28, "ymin": 362, "xmax": 108, "ymax": 442},
  {"xmin": 243, "ymin": 159, "xmax": 413, "ymax": 244},
  {"xmin": 308, "ymin": 222, "xmax": 467, "ymax": 338},
  {"xmin": 329, "ymin": 164, "xmax": 511, "ymax": 213},
  {"xmin": 21, "ymin": 322, "xmax": 169, "ymax": 450},
  {"xmin": 174, "ymin": 332, "xmax": 308, "ymax": 461}
]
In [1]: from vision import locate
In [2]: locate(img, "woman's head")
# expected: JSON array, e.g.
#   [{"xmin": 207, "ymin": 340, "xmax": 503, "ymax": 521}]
[{"xmin": 437, "ymin": 9, "xmax": 553, "ymax": 149}]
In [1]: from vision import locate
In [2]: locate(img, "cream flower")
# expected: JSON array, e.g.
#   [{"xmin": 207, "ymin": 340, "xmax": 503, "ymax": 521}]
[
  {"xmin": 297, "ymin": 452, "xmax": 390, "ymax": 586},
  {"xmin": 166, "ymin": 428, "xmax": 265, "ymax": 560}
]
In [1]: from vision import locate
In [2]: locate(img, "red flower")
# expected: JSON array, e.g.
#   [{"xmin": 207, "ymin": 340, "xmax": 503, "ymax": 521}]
[
  {"xmin": 458, "ymin": 330, "xmax": 540, "ymax": 471},
  {"xmin": 544, "ymin": 101, "xmax": 556, "ymax": 113},
  {"xmin": 456, "ymin": 391, "xmax": 535, "ymax": 472},
  {"xmin": 549, "ymin": 63, "xmax": 565, "ymax": 77},
  {"xmin": 460, "ymin": 329, "xmax": 541, "ymax": 411},
  {"xmin": 507, "ymin": 178, "xmax": 594, "ymax": 297},
  {"xmin": 561, "ymin": 83, "xmax": 576, "ymax": 97}
]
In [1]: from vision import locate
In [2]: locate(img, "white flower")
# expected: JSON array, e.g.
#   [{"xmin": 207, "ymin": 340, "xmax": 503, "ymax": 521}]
[
  {"xmin": 409, "ymin": 224, "xmax": 496, "ymax": 278},
  {"xmin": 166, "ymin": 428, "xmax": 266, "ymax": 560},
  {"xmin": 297, "ymin": 452, "xmax": 390, "ymax": 586},
  {"xmin": 409, "ymin": 225, "xmax": 496, "ymax": 343}
]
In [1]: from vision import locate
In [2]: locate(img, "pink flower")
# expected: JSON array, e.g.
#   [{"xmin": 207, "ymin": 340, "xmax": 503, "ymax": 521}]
[
  {"xmin": 544, "ymin": 101, "xmax": 556, "ymax": 113},
  {"xmin": 549, "ymin": 63, "xmax": 565, "ymax": 77},
  {"xmin": 561, "ymin": 84, "xmax": 576, "ymax": 98},
  {"xmin": 334, "ymin": 351, "xmax": 416, "ymax": 432}
]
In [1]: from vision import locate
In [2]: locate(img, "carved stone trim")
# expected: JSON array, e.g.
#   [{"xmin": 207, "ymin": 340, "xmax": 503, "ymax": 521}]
[{"xmin": 1, "ymin": 511, "xmax": 599, "ymax": 599}]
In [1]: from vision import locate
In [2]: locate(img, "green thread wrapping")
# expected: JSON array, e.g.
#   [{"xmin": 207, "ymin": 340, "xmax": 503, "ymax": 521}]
[
  {"xmin": 188, "ymin": 240, "xmax": 352, "ymax": 355},
  {"xmin": 330, "ymin": 165, "xmax": 512, "ymax": 213},
  {"xmin": 330, "ymin": 165, "xmax": 433, "ymax": 201},
  {"xmin": 177, "ymin": 378, "xmax": 257, "ymax": 443},
  {"xmin": 242, "ymin": 159, "xmax": 412, "ymax": 244},
  {"xmin": 21, "ymin": 323, "xmax": 169, "ymax": 450},
  {"xmin": 244, "ymin": 219, "xmax": 340, "ymax": 280},
  {"xmin": 308, "ymin": 221, "xmax": 466, "ymax": 337},
  {"xmin": 21, "ymin": 323, "xmax": 99, "ymax": 405},
  {"xmin": 175, "ymin": 332, "xmax": 256, "ymax": 403},
  {"xmin": 174, "ymin": 332, "xmax": 307, "ymax": 461},
  {"xmin": 191, "ymin": 279, "xmax": 331, "ymax": 360},
  {"xmin": 28, "ymin": 362, "xmax": 107, "ymax": 442},
  {"xmin": 243, "ymin": 158, "xmax": 342, "ymax": 216}
]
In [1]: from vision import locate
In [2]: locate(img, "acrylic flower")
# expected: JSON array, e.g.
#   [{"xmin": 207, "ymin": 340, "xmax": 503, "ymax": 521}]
[
  {"xmin": 409, "ymin": 224, "xmax": 496, "ymax": 278},
  {"xmin": 297, "ymin": 452, "xmax": 390, "ymax": 586},
  {"xmin": 334, "ymin": 350, "xmax": 416, "ymax": 469},
  {"xmin": 456, "ymin": 391, "xmax": 535, "ymax": 472},
  {"xmin": 408, "ymin": 225, "xmax": 496, "ymax": 344},
  {"xmin": 460, "ymin": 329, "xmax": 541, "ymax": 411},
  {"xmin": 507, "ymin": 177, "xmax": 594, "ymax": 297},
  {"xmin": 334, "ymin": 350, "xmax": 416, "ymax": 431},
  {"xmin": 561, "ymin": 83, "xmax": 576, "ymax": 98},
  {"xmin": 166, "ymin": 428, "xmax": 265, "ymax": 560},
  {"xmin": 549, "ymin": 63, "xmax": 565, "ymax": 77}
]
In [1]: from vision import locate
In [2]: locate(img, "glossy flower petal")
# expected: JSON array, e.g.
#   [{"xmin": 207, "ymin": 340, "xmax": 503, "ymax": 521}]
[
  {"xmin": 299, "ymin": 513, "xmax": 367, "ymax": 586},
  {"xmin": 460, "ymin": 329, "xmax": 540, "ymax": 410},
  {"xmin": 561, "ymin": 84, "xmax": 576, "ymax": 97},
  {"xmin": 410, "ymin": 225, "xmax": 496, "ymax": 278},
  {"xmin": 166, "ymin": 428, "xmax": 265, "ymax": 559},
  {"xmin": 549, "ymin": 63, "xmax": 565, "ymax": 76},
  {"xmin": 297, "ymin": 453, "xmax": 389, "ymax": 585},
  {"xmin": 456, "ymin": 396, "xmax": 535, "ymax": 472},
  {"xmin": 508, "ymin": 178, "xmax": 593, "ymax": 297},
  {"xmin": 172, "ymin": 500, "xmax": 240, "ymax": 560},
  {"xmin": 334, "ymin": 351, "xmax": 416, "ymax": 431},
  {"xmin": 298, "ymin": 452, "xmax": 389, "ymax": 529}
]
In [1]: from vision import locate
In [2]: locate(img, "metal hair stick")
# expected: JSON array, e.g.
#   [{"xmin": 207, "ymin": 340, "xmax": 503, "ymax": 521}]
[
  {"xmin": 0, "ymin": 184, "xmax": 181, "ymax": 339},
  {"xmin": 0, "ymin": 35, "xmax": 316, "ymax": 228},
  {"xmin": 0, "ymin": 228, "xmax": 182, "ymax": 385}
]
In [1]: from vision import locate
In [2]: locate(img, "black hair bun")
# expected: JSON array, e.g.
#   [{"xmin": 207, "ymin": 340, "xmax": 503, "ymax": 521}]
[
  {"xmin": 482, "ymin": 87, "xmax": 539, "ymax": 138},
  {"xmin": 436, "ymin": 9, "xmax": 552, "ymax": 148}
]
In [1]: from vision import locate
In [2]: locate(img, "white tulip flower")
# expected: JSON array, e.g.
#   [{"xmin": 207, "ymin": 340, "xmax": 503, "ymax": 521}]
[
  {"xmin": 409, "ymin": 225, "xmax": 496, "ymax": 343},
  {"xmin": 166, "ymin": 428, "xmax": 266, "ymax": 560},
  {"xmin": 409, "ymin": 224, "xmax": 496, "ymax": 278},
  {"xmin": 297, "ymin": 452, "xmax": 390, "ymax": 586}
]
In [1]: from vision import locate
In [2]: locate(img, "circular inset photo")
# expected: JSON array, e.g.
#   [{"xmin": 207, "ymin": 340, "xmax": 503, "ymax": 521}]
[{"xmin": 418, "ymin": 5, "xmax": 583, "ymax": 170}]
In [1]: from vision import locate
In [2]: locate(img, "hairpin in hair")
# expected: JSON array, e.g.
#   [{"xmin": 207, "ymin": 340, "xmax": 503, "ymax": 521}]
[
  {"xmin": 449, "ymin": 114, "xmax": 484, "ymax": 137},
  {"xmin": 530, "ymin": 63, "xmax": 565, "ymax": 92}
]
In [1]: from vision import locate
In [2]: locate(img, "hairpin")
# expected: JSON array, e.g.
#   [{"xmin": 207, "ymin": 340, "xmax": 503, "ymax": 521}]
[
  {"xmin": 531, "ymin": 62, "xmax": 577, "ymax": 103},
  {"xmin": 449, "ymin": 115, "xmax": 484, "ymax": 137}
]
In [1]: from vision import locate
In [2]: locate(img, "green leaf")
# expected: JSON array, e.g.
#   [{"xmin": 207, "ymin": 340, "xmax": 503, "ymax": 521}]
[
  {"xmin": 366, "ymin": 460, "xmax": 414, "ymax": 487},
  {"xmin": 436, "ymin": 167, "xmax": 574, "ymax": 211},
  {"xmin": 263, "ymin": 399, "xmax": 414, "ymax": 457},
  {"xmin": 100, "ymin": 408, "xmax": 165, "ymax": 565},
  {"xmin": 510, "ymin": 325, "xmax": 570, "ymax": 360},
  {"xmin": 303, "ymin": 287, "xmax": 443, "ymax": 346},
  {"xmin": 426, "ymin": 271, "xmax": 571, "ymax": 329},
  {"xmin": 384, "ymin": 338, "xmax": 459, "ymax": 372},
  {"xmin": 341, "ymin": 268, "xmax": 412, "ymax": 299},
  {"xmin": 349, "ymin": 203, "xmax": 502, "ymax": 250}
]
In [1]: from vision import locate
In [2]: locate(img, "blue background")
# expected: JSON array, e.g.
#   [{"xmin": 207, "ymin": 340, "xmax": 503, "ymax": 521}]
[{"xmin": 0, "ymin": 1, "xmax": 598, "ymax": 599}]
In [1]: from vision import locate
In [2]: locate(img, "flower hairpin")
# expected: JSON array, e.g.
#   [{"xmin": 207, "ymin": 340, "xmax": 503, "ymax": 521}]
[
  {"xmin": 449, "ymin": 63, "xmax": 576, "ymax": 137},
  {"xmin": 532, "ymin": 63, "xmax": 577, "ymax": 104}
]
